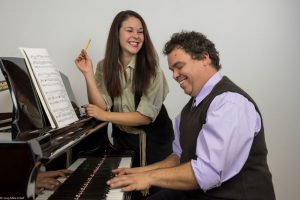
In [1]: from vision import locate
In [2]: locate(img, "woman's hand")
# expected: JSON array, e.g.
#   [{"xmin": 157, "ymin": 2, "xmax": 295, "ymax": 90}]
[
  {"xmin": 83, "ymin": 104, "xmax": 108, "ymax": 122},
  {"xmin": 75, "ymin": 49, "xmax": 93, "ymax": 76}
]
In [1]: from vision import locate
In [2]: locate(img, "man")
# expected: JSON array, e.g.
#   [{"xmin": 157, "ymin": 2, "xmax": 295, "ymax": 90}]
[{"xmin": 107, "ymin": 31, "xmax": 275, "ymax": 200}]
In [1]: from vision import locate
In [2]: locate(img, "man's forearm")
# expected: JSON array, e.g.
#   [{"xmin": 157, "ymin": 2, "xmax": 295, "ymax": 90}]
[
  {"xmin": 144, "ymin": 153, "xmax": 180, "ymax": 171},
  {"xmin": 148, "ymin": 161, "xmax": 199, "ymax": 190}
]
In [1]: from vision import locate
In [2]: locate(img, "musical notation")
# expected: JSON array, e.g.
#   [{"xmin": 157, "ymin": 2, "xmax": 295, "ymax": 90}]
[{"xmin": 19, "ymin": 48, "xmax": 78, "ymax": 128}]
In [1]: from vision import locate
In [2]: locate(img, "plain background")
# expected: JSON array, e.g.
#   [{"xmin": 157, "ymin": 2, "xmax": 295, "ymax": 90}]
[{"xmin": 0, "ymin": 0, "xmax": 299, "ymax": 199}]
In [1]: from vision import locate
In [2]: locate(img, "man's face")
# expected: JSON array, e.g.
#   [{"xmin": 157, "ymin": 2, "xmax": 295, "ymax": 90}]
[{"xmin": 167, "ymin": 48, "xmax": 207, "ymax": 97}]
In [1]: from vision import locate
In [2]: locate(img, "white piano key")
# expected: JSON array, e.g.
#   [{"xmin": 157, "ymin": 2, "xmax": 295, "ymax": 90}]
[
  {"xmin": 35, "ymin": 158, "xmax": 86, "ymax": 200},
  {"xmin": 106, "ymin": 157, "xmax": 132, "ymax": 200},
  {"xmin": 35, "ymin": 156, "xmax": 132, "ymax": 200},
  {"xmin": 118, "ymin": 157, "xmax": 132, "ymax": 168}
]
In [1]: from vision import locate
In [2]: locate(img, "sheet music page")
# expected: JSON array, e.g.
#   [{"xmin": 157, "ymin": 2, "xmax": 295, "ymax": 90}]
[{"xmin": 19, "ymin": 48, "xmax": 78, "ymax": 128}]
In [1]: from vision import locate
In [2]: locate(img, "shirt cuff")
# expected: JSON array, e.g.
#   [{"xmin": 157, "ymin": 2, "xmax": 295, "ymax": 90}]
[
  {"xmin": 191, "ymin": 159, "xmax": 221, "ymax": 191},
  {"xmin": 102, "ymin": 95, "xmax": 111, "ymax": 111},
  {"xmin": 137, "ymin": 103, "xmax": 160, "ymax": 122}
]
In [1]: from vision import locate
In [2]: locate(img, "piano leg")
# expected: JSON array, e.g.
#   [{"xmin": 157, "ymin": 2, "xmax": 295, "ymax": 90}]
[{"xmin": 66, "ymin": 149, "xmax": 72, "ymax": 167}]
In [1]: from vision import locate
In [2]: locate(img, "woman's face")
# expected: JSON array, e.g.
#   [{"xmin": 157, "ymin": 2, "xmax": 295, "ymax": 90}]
[{"xmin": 119, "ymin": 16, "xmax": 144, "ymax": 57}]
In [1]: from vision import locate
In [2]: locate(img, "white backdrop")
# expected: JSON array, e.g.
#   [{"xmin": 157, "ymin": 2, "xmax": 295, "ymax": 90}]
[{"xmin": 1, "ymin": 0, "xmax": 299, "ymax": 199}]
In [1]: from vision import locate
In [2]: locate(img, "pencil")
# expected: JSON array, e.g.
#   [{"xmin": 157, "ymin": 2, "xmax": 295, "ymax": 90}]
[{"xmin": 85, "ymin": 39, "xmax": 91, "ymax": 51}]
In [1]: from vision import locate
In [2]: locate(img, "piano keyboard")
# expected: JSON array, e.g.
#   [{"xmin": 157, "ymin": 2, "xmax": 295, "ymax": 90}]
[
  {"xmin": 35, "ymin": 158, "xmax": 86, "ymax": 200},
  {"xmin": 36, "ymin": 156, "xmax": 132, "ymax": 200},
  {"xmin": 106, "ymin": 157, "xmax": 131, "ymax": 200}
]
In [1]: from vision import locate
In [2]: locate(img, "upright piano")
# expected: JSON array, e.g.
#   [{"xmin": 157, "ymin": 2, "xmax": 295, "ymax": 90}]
[{"xmin": 0, "ymin": 57, "xmax": 132, "ymax": 200}]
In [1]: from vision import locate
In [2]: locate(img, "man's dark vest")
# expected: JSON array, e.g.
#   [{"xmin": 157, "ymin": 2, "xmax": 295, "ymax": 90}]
[{"xmin": 180, "ymin": 76, "xmax": 275, "ymax": 200}]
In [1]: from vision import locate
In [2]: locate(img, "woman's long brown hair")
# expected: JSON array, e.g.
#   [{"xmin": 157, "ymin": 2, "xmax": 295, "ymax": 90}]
[{"xmin": 103, "ymin": 10, "xmax": 157, "ymax": 98}]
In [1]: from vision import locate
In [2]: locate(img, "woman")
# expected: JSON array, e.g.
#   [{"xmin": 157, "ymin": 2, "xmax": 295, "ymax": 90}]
[{"xmin": 75, "ymin": 10, "xmax": 173, "ymax": 170}]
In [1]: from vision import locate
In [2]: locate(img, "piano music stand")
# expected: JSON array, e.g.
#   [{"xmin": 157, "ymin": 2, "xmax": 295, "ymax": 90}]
[{"xmin": 0, "ymin": 141, "xmax": 41, "ymax": 199}]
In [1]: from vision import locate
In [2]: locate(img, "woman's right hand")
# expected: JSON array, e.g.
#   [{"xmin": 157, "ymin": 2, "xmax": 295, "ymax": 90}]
[{"xmin": 75, "ymin": 49, "xmax": 93, "ymax": 76}]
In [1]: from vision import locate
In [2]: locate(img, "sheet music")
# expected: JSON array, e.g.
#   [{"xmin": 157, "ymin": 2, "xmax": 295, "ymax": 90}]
[{"xmin": 19, "ymin": 48, "xmax": 78, "ymax": 128}]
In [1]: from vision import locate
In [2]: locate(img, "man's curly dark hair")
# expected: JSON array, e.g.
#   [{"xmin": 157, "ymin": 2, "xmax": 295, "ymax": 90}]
[{"xmin": 163, "ymin": 31, "xmax": 221, "ymax": 70}]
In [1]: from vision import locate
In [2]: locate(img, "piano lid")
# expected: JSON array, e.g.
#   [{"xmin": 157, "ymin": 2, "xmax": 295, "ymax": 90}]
[
  {"xmin": 0, "ymin": 57, "xmax": 49, "ymax": 139},
  {"xmin": 0, "ymin": 57, "xmax": 114, "ymax": 164}
]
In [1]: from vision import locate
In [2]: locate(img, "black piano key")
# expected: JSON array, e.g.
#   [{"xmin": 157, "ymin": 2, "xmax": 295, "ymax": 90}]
[
  {"xmin": 79, "ymin": 157, "xmax": 121, "ymax": 200},
  {"xmin": 48, "ymin": 156, "xmax": 122, "ymax": 200}
]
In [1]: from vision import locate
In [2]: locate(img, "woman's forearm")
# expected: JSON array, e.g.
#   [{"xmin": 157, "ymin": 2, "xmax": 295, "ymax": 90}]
[
  {"xmin": 84, "ymin": 74, "xmax": 107, "ymax": 110},
  {"xmin": 105, "ymin": 111, "xmax": 152, "ymax": 126}
]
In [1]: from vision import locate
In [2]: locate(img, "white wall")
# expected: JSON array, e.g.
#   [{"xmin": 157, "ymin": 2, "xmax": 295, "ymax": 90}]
[{"xmin": 1, "ymin": 0, "xmax": 299, "ymax": 199}]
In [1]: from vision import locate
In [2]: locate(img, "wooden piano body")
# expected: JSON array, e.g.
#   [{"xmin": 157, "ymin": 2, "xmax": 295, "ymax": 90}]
[{"xmin": 0, "ymin": 57, "xmax": 132, "ymax": 199}]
